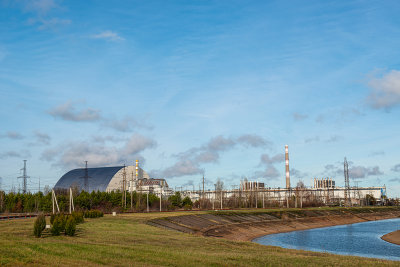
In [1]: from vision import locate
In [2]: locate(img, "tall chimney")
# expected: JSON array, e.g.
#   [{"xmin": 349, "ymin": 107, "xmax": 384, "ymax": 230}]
[
  {"xmin": 135, "ymin": 159, "xmax": 139, "ymax": 180},
  {"xmin": 285, "ymin": 145, "xmax": 290, "ymax": 189}
]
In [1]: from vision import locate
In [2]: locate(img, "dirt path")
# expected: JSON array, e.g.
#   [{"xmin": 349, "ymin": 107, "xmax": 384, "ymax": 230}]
[
  {"xmin": 382, "ymin": 230, "xmax": 400, "ymax": 246},
  {"xmin": 148, "ymin": 208, "xmax": 400, "ymax": 242}
]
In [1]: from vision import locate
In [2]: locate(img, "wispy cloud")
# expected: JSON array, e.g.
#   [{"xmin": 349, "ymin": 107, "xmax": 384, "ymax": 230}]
[
  {"xmin": 48, "ymin": 101, "xmax": 101, "ymax": 122},
  {"xmin": 304, "ymin": 136, "xmax": 319, "ymax": 143},
  {"xmin": 31, "ymin": 17, "xmax": 71, "ymax": 30},
  {"xmin": 367, "ymin": 70, "xmax": 400, "ymax": 110},
  {"xmin": 91, "ymin": 30, "xmax": 125, "ymax": 41},
  {"xmin": 1, "ymin": 131, "xmax": 24, "ymax": 140},
  {"xmin": 7, "ymin": 0, "xmax": 71, "ymax": 30},
  {"xmin": 389, "ymin": 178, "xmax": 400, "ymax": 183},
  {"xmin": 33, "ymin": 131, "xmax": 51, "ymax": 145},
  {"xmin": 325, "ymin": 135, "xmax": 342, "ymax": 143},
  {"xmin": 392, "ymin": 164, "xmax": 400, "ymax": 172},
  {"xmin": 292, "ymin": 112, "xmax": 308, "ymax": 121},
  {"xmin": 22, "ymin": 0, "xmax": 58, "ymax": 15},
  {"xmin": 102, "ymin": 116, "xmax": 152, "ymax": 133},
  {"xmin": 0, "ymin": 150, "xmax": 31, "ymax": 159},
  {"xmin": 368, "ymin": 150, "xmax": 385, "ymax": 157}
]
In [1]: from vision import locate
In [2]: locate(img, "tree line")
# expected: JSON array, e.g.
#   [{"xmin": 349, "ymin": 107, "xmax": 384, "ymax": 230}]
[{"xmin": 0, "ymin": 189, "xmax": 193, "ymax": 213}]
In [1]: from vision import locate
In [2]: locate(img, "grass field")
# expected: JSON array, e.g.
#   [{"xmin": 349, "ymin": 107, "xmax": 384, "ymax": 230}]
[{"xmin": 0, "ymin": 209, "xmax": 399, "ymax": 266}]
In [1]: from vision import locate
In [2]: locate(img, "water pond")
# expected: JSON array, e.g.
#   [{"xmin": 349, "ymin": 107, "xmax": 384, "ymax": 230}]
[{"xmin": 253, "ymin": 218, "xmax": 400, "ymax": 261}]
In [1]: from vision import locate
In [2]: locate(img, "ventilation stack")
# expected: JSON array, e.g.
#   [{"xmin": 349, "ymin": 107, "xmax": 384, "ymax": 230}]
[{"xmin": 285, "ymin": 145, "xmax": 290, "ymax": 189}]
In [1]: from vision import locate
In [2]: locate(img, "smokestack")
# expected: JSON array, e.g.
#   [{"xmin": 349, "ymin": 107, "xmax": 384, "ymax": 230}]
[
  {"xmin": 135, "ymin": 159, "xmax": 139, "ymax": 180},
  {"xmin": 285, "ymin": 145, "xmax": 290, "ymax": 189}
]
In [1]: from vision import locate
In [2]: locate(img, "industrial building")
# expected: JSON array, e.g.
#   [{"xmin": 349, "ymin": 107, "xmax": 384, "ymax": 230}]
[
  {"xmin": 54, "ymin": 160, "xmax": 172, "ymax": 196},
  {"xmin": 54, "ymin": 145, "xmax": 387, "ymax": 208},
  {"xmin": 181, "ymin": 145, "xmax": 387, "ymax": 207}
]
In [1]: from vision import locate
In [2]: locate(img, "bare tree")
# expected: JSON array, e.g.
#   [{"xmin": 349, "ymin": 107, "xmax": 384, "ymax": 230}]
[{"xmin": 215, "ymin": 178, "xmax": 224, "ymax": 191}]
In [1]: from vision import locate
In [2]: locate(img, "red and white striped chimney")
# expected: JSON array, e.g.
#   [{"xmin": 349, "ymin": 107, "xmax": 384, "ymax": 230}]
[{"xmin": 285, "ymin": 145, "xmax": 290, "ymax": 189}]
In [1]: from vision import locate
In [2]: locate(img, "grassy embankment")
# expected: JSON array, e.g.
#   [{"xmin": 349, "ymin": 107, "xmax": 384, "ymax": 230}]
[{"xmin": 0, "ymin": 207, "xmax": 399, "ymax": 266}]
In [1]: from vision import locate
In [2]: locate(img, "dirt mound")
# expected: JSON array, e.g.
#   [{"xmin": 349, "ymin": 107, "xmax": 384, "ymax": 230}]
[{"xmin": 382, "ymin": 230, "xmax": 400, "ymax": 246}]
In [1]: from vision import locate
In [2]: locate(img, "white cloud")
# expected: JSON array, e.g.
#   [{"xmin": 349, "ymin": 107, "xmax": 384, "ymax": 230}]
[
  {"xmin": 91, "ymin": 31, "xmax": 125, "ymax": 41},
  {"xmin": 367, "ymin": 70, "xmax": 400, "ymax": 109},
  {"xmin": 349, "ymin": 166, "xmax": 383, "ymax": 178},
  {"xmin": 155, "ymin": 134, "xmax": 271, "ymax": 178},
  {"xmin": 254, "ymin": 153, "xmax": 285, "ymax": 180},
  {"xmin": 158, "ymin": 160, "xmax": 204, "ymax": 178},
  {"xmin": 321, "ymin": 162, "xmax": 383, "ymax": 179},
  {"xmin": 48, "ymin": 101, "xmax": 101, "ymax": 122},
  {"xmin": 41, "ymin": 134, "xmax": 156, "ymax": 169}
]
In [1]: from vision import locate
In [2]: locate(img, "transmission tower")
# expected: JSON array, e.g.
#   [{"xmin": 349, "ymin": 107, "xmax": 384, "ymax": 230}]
[
  {"xmin": 344, "ymin": 157, "xmax": 350, "ymax": 207},
  {"xmin": 82, "ymin": 161, "xmax": 90, "ymax": 192},
  {"xmin": 17, "ymin": 160, "xmax": 30, "ymax": 194}
]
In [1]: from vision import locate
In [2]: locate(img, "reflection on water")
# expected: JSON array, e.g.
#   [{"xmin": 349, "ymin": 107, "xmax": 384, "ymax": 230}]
[{"xmin": 253, "ymin": 218, "xmax": 400, "ymax": 261}]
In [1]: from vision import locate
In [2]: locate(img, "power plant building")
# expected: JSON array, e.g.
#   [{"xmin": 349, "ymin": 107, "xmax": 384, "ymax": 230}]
[{"xmin": 54, "ymin": 164, "xmax": 171, "ymax": 195}]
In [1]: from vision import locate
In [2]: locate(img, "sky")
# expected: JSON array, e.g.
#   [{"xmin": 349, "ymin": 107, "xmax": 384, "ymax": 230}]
[{"xmin": 1, "ymin": 0, "xmax": 400, "ymax": 197}]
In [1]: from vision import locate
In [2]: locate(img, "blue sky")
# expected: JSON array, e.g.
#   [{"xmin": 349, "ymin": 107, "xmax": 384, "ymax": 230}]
[{"xmin": 1, "ymin": 0, "xmax": 400, "ymax": 196}]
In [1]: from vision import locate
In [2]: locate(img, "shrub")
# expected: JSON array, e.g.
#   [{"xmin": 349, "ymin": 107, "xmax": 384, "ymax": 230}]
[
  {"xmin": 168, "ymin": 192, "xmax": 182, "ymax": 208},
  {"xmin": 51, "ymin": 216, "xmax": 62, "ymax": 236},
  {"xmin": 182, "ymin": 196, "xmax": 193, "ymax": 207},
  {"xmin": 65, "ymin": 216, "xmax": 76, "ymax": 236},
  {"xmin": 183, "ymin": 204, "xmax": 192, "ymax": 210},
  {"xmin": 72, "ymin": 211, "xmax": 84, "ymax": 224},
  {"xmin": 84, "ymin": 210, "xmax": 103, "ymax": 218},
  {"xmin": 59, "ymin": 214, "xmax": 66, "ymax": 231},
  {"xmin": 33, "ymin": 214, "xmax": 46, "ymax": 237}
]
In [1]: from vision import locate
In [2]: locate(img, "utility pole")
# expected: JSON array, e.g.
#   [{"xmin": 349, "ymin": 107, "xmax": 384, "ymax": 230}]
[
  {"xmin": 160, "ymin": 192, "xmax": 162, "ymax": 212},
  {"xmin": 69, "ymin": 188, "xmax": 75, "ymax": 214},
  {"xmin": 18, "ymin": 160, "xmax": 30, "ymax": 194},
  {"xmin": 220, "ymin": 190, "xmax": 223, "ymax": 210},
  {"xmin": 202, "ymin": 175, "xmax": 205, "ymax": 209}
]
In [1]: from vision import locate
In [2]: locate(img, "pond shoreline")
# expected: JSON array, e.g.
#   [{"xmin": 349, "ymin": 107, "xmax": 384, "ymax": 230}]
[{"xmin": 148, "ymin": 207, "xmax": 400, "ymax": 242}]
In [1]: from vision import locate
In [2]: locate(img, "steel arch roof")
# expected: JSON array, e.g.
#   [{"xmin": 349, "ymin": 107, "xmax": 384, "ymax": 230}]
[{"xmin": 54, "ymin": 166, "xmax": 124, "ymax": 192}]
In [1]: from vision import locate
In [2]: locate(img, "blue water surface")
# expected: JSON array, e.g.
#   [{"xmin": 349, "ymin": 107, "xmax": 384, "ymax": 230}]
[{"xmin": 253, "ymin": 218, "xmax": 400, "ymax": 261}]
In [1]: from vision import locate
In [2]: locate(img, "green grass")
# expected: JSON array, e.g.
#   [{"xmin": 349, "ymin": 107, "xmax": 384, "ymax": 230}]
[{"xmin": 0, "ymin": 209, "xmax": 399, "ymax": 266}]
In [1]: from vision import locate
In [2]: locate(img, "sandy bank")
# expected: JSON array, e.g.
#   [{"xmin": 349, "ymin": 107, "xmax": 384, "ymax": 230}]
[
  {"xmin": 148, "ymin": 207, "xmax": 400, "ymax": 242},
  {"xmin": 382, "ymin": 230, "xmax": 400, "ymax": 246}
]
